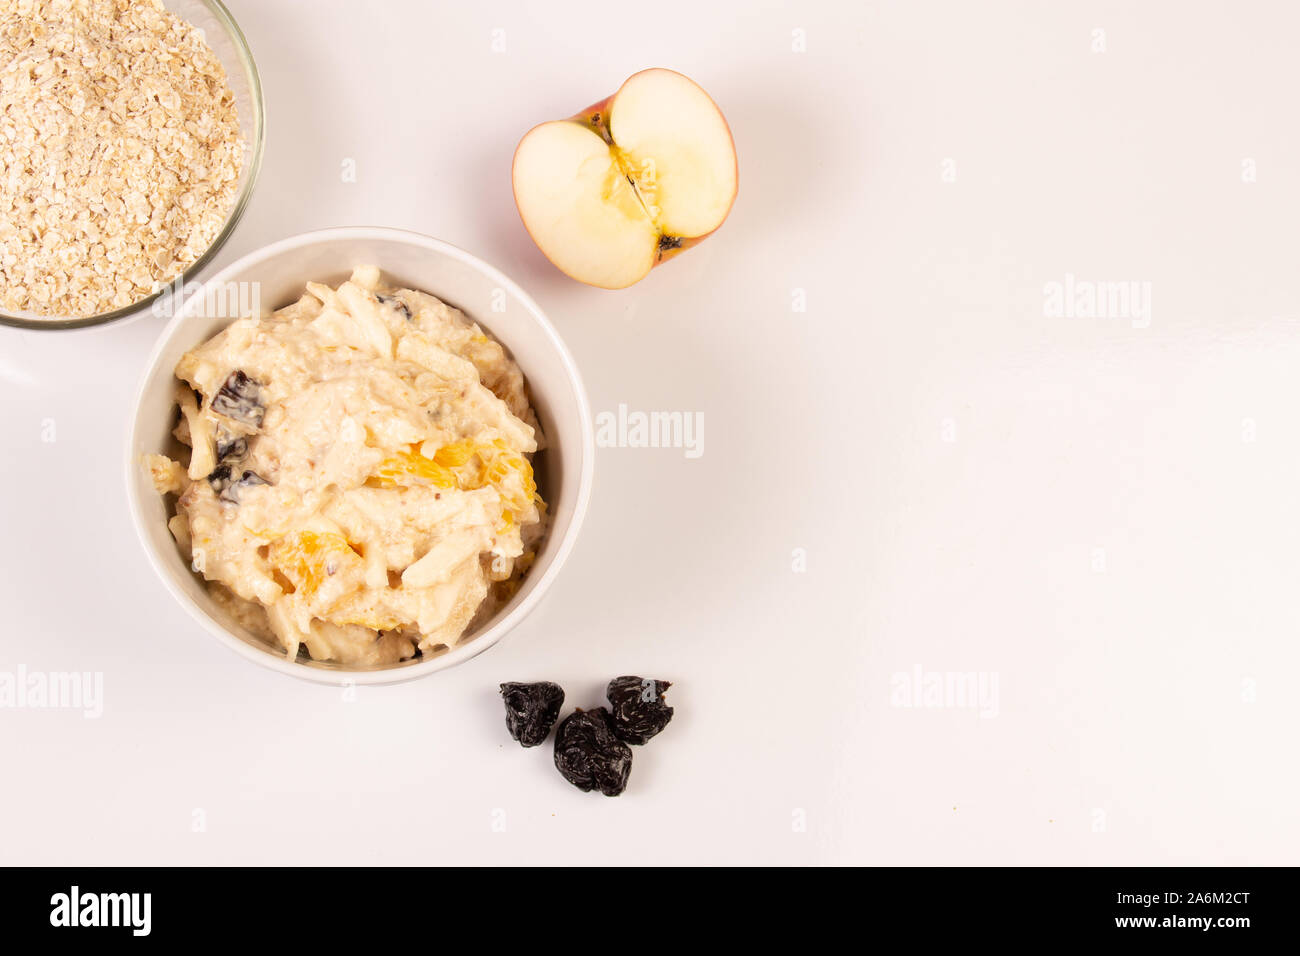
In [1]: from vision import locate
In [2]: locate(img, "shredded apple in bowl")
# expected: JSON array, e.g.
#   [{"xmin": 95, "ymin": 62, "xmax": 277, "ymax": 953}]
[{"xmin": 145, "ymin": 265, "xmax": 547, "ymax": 666}]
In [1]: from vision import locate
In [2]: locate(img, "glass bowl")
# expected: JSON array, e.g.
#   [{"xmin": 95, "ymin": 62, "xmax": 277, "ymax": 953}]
[{"xmin": 0, "ymin": 0, "xmax": 265, "ymax": 331}]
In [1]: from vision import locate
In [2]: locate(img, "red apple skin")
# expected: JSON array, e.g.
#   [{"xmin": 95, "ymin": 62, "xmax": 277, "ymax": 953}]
[
  {"xmin": 571, "ymin": 96, "xmax": 614, "ymax": 138},
  {"xmin": 512, "ymin": 69, "xmax": 738, "ymax": 287}
]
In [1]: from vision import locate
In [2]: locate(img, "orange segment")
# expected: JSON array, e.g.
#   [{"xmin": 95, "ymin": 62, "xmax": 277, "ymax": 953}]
[
  {"xmin": 268, "ymin": 530, "xmax": 361, "ymax": 598},
  {"xmin": 368, "ymin": 439, "xmax": 542, "ymax": 532},
  {"xmin": 369, "ymin": 450, "xmax": 457, "ymax": 489}
]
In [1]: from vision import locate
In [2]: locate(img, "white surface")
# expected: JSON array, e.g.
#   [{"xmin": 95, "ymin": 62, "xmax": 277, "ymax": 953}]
[{"xmin": 2, "ymin": 0, "xmax": 1298, "ymax": 865}]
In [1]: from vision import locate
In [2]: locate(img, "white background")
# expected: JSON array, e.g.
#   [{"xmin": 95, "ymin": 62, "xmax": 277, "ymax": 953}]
[{"xmin": 2, "ymin": 0, "xmax": 1299, "ymax": 865}]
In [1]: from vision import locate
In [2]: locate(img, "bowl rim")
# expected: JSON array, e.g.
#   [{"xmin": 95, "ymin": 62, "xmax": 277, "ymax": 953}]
[
  {"xmin": 124, "ymin": 226, "xmax": 595, "ymax": 685},
  {"xmin": 0, "ymin": 0, "xmax": 267, "ymax": 332}
]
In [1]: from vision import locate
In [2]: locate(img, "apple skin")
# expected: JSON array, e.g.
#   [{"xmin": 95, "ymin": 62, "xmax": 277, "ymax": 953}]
[
  {"xmin": 512, "ymin": 69, "xmax": 738, "ymax": 288},
  {"xmin": 571, "ymin": 96, "xmax": 613, "ymax": 137}
]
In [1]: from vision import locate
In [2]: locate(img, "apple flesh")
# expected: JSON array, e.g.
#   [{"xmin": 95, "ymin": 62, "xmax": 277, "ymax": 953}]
[{"xmin": 512, "ymin": 69, "xmax": 738, "ymax": 289}]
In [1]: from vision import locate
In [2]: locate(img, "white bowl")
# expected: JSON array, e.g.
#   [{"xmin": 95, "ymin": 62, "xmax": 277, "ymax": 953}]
[{"xmin": 125, "ymin": 227, "xmax": 594, "ymax": 685}]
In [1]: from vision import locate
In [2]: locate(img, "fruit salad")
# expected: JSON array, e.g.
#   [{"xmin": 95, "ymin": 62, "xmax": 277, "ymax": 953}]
[{"xmin": 145, "ymin": 266, "xmax": 547, "ymax": 666}]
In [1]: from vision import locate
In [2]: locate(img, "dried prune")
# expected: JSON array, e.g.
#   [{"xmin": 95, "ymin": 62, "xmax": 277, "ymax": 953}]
[
  {"xmin": 376, "ymin": 293, "xmax": 412, "ymax": 320},
  {"xmin": 499, "ymin": 681, "xmax": 565, "ymax": 748},
  {"xmin": 553, "ymin": 707, "xmax": 632, "ymax": 797},
  {"xmin": 211, "ymin": 370, "xmax": 265, "ymax": 427},
  {"xmin": 208, "ymin": 465, "xmax": 269, "ymax": 504},
  {"xmin": 606, "ymin": 676, "xmax": 673, "ymax": 745},
  {"xmin": 215, "ymin": 425, "xmax": 247, "ymax": 462}
]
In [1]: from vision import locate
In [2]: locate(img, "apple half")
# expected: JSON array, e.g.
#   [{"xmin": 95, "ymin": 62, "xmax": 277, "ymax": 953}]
[{"xmin": 512, "ymin": 68, "xmax": 738, "ymax": 289}]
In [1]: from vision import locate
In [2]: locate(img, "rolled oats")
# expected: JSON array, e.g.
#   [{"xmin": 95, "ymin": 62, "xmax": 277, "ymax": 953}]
[{"xmin": 0, "ymin": 0, "xmax": 244, "ymax": 318}]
